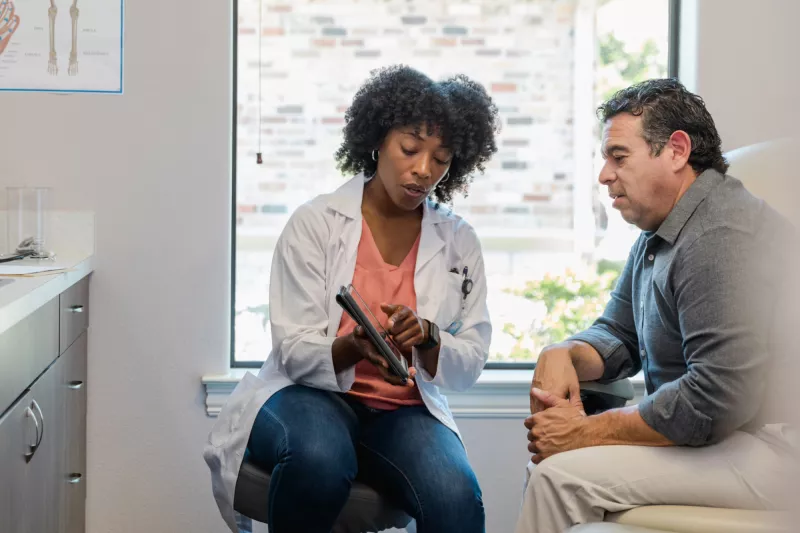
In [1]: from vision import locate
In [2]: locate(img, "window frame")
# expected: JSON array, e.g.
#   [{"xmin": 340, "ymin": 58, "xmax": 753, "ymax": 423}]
[{"xmin": 229, "ymin": 0, "xmax": 681, "ymax": 370}]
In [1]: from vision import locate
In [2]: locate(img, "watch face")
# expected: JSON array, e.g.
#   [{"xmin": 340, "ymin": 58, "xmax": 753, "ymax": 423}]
[{"xmin": 430, "ymin": 321, "xmax": 440, "ymax": 344}]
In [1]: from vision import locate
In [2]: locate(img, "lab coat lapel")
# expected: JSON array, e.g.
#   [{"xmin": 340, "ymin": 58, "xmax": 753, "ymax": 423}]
[
  {"xmin": 325, "ymin": 175, "xmax": 364, "ymax": 334},
  {"xmin": 416, "ymin": 201, "xmax": 447, "ymax": 273},
  {"xmin": 415, "ymin": 201, "xmax": 449, "ymax": 319},
  {"xmin": 327, "ymin": 173, "xmax": 364, "ymax": 252},
  {"xmin": 326, "ymin": 174, "xmax": 364, "ymax": 219}
]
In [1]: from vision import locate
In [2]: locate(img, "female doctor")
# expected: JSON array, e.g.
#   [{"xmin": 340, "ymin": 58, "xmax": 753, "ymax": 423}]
[{"xmin": 204, "ymin": 65, "xmax": 499, "ymax": 533}]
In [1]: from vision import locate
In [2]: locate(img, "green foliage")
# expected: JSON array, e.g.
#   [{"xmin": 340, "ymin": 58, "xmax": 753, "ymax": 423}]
[
  {"xmin": 598, "ymin": 34, "xmax": 667, "ymax": 102},
  {"xmin": 503, "ymin": 262, "xmax": 623, "ymax": 361},
  {"xmin": 599, "ymin": 33, "xmax": 626, "ymax": 66}
]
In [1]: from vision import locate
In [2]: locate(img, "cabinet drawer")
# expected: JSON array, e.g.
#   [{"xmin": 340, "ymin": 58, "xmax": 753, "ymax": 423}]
[
  {"xmin": 60, "ymin": 332, "xmax": 87, "ymax": 533},
  {"xmin": 0, "ymin": 299, "xmax": 59, "ymax": 416},
  {"xmin": 62, "ymin": 469, "xmax": 86, "ymax": 533},
  {"xmin": 60, "ymin": 277, "xmax": 90, "ymax": 354},
  {"xmin": 62, "ymin": 332, "xmax": 87, "ymax": 480}
]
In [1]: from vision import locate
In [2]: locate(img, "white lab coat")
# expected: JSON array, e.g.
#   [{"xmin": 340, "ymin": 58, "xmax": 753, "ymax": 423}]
[{"xmin": 203, "ymin": 174, "xmax": 492, "ymax": 532}]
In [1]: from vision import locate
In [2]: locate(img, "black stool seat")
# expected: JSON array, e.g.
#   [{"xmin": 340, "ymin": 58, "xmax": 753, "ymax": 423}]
[{"xmin": 234, "ymin": 458, "xmax": 413, "ymax": 533}]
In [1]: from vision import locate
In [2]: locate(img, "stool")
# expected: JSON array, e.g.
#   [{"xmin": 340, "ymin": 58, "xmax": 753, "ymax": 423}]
[{"xmin": 233, "ymin": 457, "xmax": 413, "ymax": 533}]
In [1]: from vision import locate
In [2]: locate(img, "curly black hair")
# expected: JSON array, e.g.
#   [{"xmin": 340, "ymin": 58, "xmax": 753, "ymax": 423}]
[
  {"xmin": 334, "ymin": 65, "xmax": 500, "ymax": 203},
  {"xmin": 598, "ymin": 78, "xmax": 729, "ymax": 175}
]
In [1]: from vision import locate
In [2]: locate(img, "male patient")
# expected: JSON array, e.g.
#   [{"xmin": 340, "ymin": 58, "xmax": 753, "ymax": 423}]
[{"xmin": 515, "ymin": 79, "xmax": 797, "ymax": 532}]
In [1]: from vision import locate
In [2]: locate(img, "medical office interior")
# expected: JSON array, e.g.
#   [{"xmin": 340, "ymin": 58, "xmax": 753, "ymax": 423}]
[{"xmin": 0, "ymin": 0, "xmax": 798, "ymax": 532}]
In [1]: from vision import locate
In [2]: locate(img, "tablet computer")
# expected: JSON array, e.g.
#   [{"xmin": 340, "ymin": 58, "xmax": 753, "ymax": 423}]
[{"xmin": 336, "ymin": 284, "xmax": 410, "ymax": 383}]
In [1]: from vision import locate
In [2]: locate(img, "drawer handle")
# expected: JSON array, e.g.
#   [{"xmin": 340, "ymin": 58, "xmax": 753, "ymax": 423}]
[
  {"xmin": 67, "ymin": 305, "xmax": 85, "ymax": 313},
  {"xmin": 68, "ymin": 474, "xmax": 83, "ymax": 484},
  {"xmin": 31, "ymin": 399, "xmax": 45, "ymax": 448},
  {"xmin": 24, "ymin": 406, "xmax": 40, "ymax": 463},
  {"xmin": 68, "ymin": 381, "xmax": 84, "ymax": 390}
]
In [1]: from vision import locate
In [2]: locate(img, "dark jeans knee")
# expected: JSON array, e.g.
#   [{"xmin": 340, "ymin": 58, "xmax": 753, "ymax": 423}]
[
  {"xmin": 277, "ymin": 433, "xmax": 357, "ymax": 501},
  {"xmin": 417, "ymin": 465, "xmax": 485, "ymax": 532},
  {"xmin": 246, "ymin": 385, "xmax": 359, "ymax": 532}
]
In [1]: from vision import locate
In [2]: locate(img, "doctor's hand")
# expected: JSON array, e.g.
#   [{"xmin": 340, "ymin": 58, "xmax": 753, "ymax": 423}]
[
  {"xmin": 352, "ymin": 325, "xmax": 416, "ymax": 387},
  {"xmin": 381, "ymin": 303, "xmax": 426, "ymax": 353},
  {"xmin": 525, "ymin": 388, "xmax": 589, "ymax": 464}
]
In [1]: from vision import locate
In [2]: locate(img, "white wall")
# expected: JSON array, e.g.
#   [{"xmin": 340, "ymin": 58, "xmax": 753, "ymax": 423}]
[
  {"xmin": 457, "ymin": 417, "xmax": 533, "ymax": 533},
  {"xmin": 1, "ymin": 1, "xmax": 232, "ymax": 532},
  {"xmin": 1, "ymin": 1, "xmax": 797, "ymax": 533},
  {"xmin": 681, "ymin": 0, "xmax": 800, "ymax": 152}
]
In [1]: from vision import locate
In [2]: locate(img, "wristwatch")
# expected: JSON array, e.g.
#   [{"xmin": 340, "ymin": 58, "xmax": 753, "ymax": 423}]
[{"xmin": 417, "ymin": 319, "xmax": 440, "ymax": 350}]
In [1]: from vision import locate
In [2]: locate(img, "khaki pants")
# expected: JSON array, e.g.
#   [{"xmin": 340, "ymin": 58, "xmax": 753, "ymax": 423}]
[{"xmin": 514, "ymin": 425, "xmax": 797, "ymax": 533}]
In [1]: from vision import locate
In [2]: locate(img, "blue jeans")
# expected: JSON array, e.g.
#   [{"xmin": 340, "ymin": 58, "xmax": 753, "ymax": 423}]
[{"xmin": 245, "ymin": 384, "xmax": 485, "ymax": 533}]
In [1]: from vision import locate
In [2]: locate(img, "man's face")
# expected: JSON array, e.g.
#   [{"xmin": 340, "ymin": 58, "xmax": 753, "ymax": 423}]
[{"xmin": 598, "ymin": 114, "xmax": 681, "ymax": 231}]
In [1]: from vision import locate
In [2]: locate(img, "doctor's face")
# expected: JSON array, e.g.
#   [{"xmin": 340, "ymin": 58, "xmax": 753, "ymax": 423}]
[{"xmin": 375, "ymin": 126, "xmax": 452, "ymax": 211}]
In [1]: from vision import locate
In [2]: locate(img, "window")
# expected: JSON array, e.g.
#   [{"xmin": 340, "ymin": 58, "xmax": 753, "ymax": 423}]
[{"xmin": 232, "ymin": 0, "xmax": 678, "ymax": 368}]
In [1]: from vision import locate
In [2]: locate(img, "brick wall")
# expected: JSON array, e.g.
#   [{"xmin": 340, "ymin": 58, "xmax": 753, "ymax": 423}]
[
  {"xmin": 236, "ymin": 0, "xmax": 583, "ymax": 236},
  {"xmin": 233, "ymin": 0, "xmax": 595, "ymax": 362}
]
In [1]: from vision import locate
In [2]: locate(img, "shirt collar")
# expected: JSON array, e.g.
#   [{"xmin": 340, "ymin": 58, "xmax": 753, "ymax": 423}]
[
  {"xmin": 325, "ymin": 173, "xmax": 453, "ymax": 226},
  {"xmin": 655, "ymin": 169, "xmax": 724, "ymax": 245}
]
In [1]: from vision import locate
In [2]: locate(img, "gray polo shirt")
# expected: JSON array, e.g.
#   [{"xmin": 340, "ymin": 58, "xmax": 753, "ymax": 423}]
[{"xmin": 571, "ymin": 169, "xmax": 794, "ymax": 446}]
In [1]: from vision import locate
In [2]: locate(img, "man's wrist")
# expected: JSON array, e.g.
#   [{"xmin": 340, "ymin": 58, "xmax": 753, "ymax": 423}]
[
  {"xmin": 581, "ymin": 407, "xmax": 672, "ymax": 448},
  {"xmin": 581, "ymin": 412, "xmax": 607, "ymax": 447},
  {"xmin": 563, "ymin": 340, "xmax": 585, "ymax": 364},
  {"xmin": 573, "ymin": 415, "xmax": 593, "ymax": 449},
  {"xmin": 564, "ymin": 340, "xmax": 605, "ymax": 382}
]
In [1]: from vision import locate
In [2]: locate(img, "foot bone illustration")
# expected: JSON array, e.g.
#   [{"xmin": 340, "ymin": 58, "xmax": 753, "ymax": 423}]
[
  {"xmin": 48, "ymin": 0, "xmax": 57, "ymax": 74},
  {"xmin": 68, "ymin": 0, "xmax": 77, "ymax": 75}
]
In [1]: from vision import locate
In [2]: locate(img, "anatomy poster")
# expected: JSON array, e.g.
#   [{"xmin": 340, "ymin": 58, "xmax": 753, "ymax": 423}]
[{"xmin": 0, "ymin": 0, "xmax": 123, "ymax": 93}]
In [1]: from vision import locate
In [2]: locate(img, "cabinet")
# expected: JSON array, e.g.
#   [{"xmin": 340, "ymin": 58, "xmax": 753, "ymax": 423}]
[
  {"xmin": 0, "ymin": 276, "xmax": 90, "ymax": 533},
  {"xmin": 61, "ymin": 333, "xmax": 88, "ymax": 533},
  {"xmin": 25, "ymin": 352, "xmax": 62, "ymax": 533},
  {"xmin": 0, "ymin": 389, "xmax": 34, "ymax": 532}
]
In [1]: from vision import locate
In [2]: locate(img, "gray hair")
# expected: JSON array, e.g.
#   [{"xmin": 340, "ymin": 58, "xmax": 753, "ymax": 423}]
[{"xmin": 598, "ymin": 78, "xmax": 729, "ymax": 175}]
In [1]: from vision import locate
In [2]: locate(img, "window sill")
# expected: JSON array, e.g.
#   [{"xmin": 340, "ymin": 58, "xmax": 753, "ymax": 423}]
[
  {"xmin": 202, "ymin": 368, "xmax": 533, "ymax": 418},
  {"xmin": 202, "ymin": 368, "xmax": 645, "ymax": 418}
]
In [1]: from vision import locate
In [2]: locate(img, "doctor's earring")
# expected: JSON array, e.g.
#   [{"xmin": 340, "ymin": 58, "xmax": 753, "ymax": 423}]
[{"xmin": 372, "ymin": 150, "xmax": 379, "ymax": 162}]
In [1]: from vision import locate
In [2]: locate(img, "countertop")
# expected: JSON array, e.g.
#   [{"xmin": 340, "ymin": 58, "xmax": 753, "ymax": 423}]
[{"xmin": 0, "ymin": 210, "xmax": 95, "ymax": 336}]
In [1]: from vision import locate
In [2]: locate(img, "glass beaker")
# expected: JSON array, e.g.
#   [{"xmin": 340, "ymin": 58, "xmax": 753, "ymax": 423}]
[{"xmin": 6, "ymin": 187, "xmax": 52, "ymax": 257}]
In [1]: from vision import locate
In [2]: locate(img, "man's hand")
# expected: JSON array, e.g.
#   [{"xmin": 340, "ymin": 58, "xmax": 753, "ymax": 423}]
[
  {"xmin": 531, "ymin": 345, "xmax": 583, "ymax": 414},
  {"xmin": 352, "ymin": 325, "xmax": 417, "ymax": 387},
  {"xmin": 381, "ymin": 303, "xmax": 426, "ymax": 353},
  {"xmin": 525, "ymin": 388, "xmax": 589, "ymax": 464}
]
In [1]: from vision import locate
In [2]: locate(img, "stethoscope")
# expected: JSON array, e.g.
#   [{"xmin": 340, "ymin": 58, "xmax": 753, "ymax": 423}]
[
  {"xmin": 0, "ymin": 238, "xmax": 53, "ymax": 263},
  {"xmin": 0, "ymin": 250, "xmax": 34, "ymax": 264}
]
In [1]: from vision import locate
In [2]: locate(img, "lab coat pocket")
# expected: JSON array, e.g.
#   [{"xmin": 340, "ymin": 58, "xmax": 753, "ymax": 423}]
[{"xmin": 435, "ymin": 274, "xmax": 464, "ymax": 334}]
